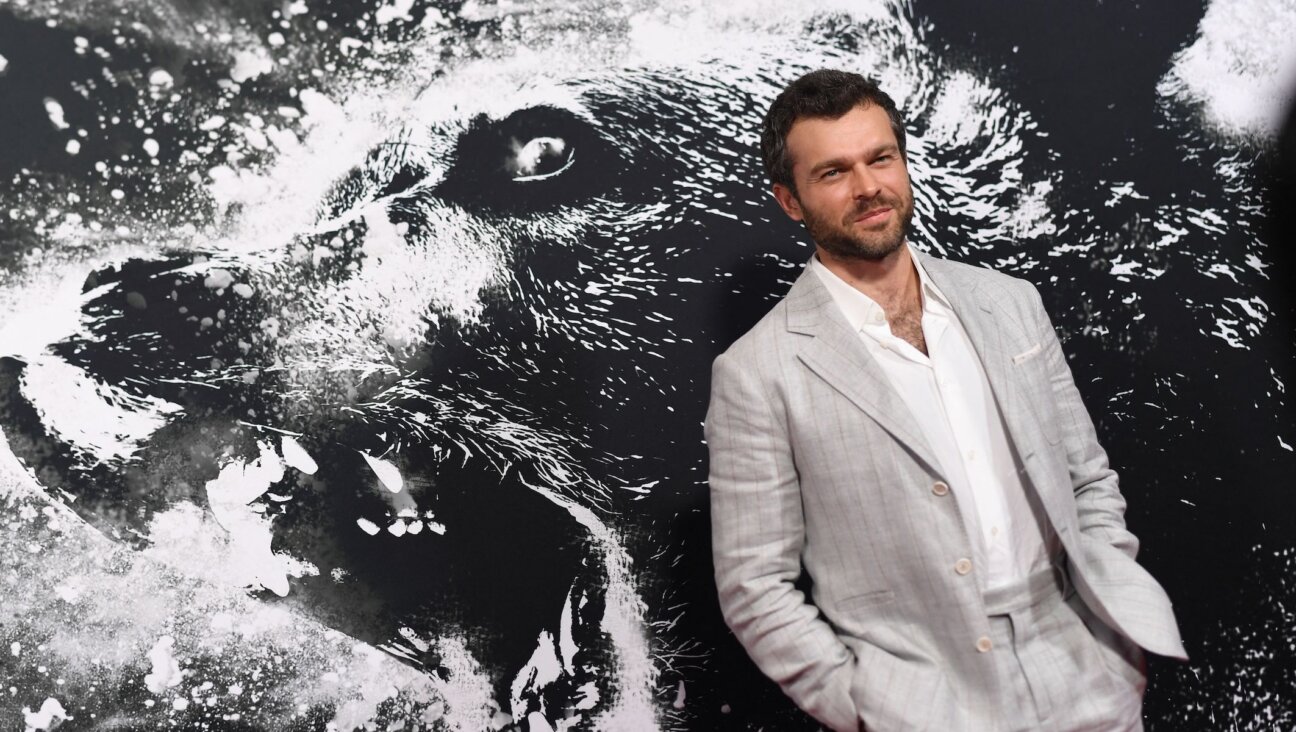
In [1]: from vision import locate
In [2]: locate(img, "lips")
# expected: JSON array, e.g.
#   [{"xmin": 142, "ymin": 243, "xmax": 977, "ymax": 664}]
[{"xmin": 852, "ymin": 206, "xmax": 892, "ymax": 224}]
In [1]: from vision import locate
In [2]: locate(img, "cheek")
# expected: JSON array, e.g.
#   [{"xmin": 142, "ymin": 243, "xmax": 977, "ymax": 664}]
[
  {"xmin": 899, "ymin": 168, "xmax": 915, "ymax": 194},
  {"xmin": 887, "ymin": 174, "xmax": 914, "ymax": 204},
  {"xmin": 808, "ymin": 190, "xmax": 851, "ymax": 219}
]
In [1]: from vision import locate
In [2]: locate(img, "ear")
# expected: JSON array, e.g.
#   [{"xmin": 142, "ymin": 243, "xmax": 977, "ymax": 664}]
[{"xmin": 771, "ymin": 183, "xmax": 804, "ymax": 222}]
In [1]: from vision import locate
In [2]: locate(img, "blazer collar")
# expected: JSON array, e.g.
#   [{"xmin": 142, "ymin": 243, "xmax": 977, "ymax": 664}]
[
  {"xmin": 785, "ymin": 255, "xmax": 943, "ymax": 475},
  {"xmin": 786, "ymin": 248, "xmax": 1047, "ymax": 475},
  {"xmin": 785, "ymin": 248, "xmax": 971, "ymax": 335}
]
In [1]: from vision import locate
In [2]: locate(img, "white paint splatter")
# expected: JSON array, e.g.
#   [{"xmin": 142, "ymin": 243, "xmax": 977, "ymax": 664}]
[
  {"xmin": 526, "ymin": 711, "xmax": 556, "ymax": 732},
  {"xmin": 923, "ymin": 71, "xmax": 992, "ymax": 148},
  {"xmin": 1159, "ymin": 0, "xmax": 1296, "ymax": 140},
  {"xmin": 1105, "ymin": 181, "xmax": 1149, "ymax": 208},
  {"xmin": 144, "ymin": 636, "xmax": 183, "ymax": 694},
  {"xmin": 281, "ymin": 435, "xmax": 319, "ymax": 474},
  {"xmin": 1006, "ymin": 180, "xmax": 1057, "ymax": 240},
  {"xmin": 203, "ymin": 268, "xmax": 235, "ymax": 290},
  {"xmin": 510, "ymin": 631, "xmax": 563, "ymax": 721},
  {"xmin": 375, "ymin": 0, "xmax": 417, "ymax": 25},
  {"xmin": 22, "ymin": 698, "xmax": 68, "ymax": 732},
  {"xmin": 143, "ymin": 138, "xmax": 160, "ymax": 158},
  {"xmin": 0, "ymin": 450, "xmax": 454, "ymax": 730},
  {"xmin": 361, "ymin": 206, "xmax": 405, "ymax": 261},
  {"xmin": 362, "ymin": 453, "xmax": 404, "ymax": 493},
  {"xmin": 1110, "ymin": 258, "xmax": 1142, "ymax": 278},
  {"xmin": 18, "ymin": 354, "xmax": 181, "ymax": 462},
  {"xmin": 231, "ymin": 48, "xmax": 274, "ymax": 83},
  {"xmin": 204, "ymin": 442, "xmax": 293, "ymax": 596},
  {"xmin": 416, "ymin": 635, "xmax": 500, "ymax": 732},
  {"xmin": 558, "ymin": 588, "xmax": 579, "ymax": 672},
  {"xmin": 53, "ymin": 577, "xmax": 83, "ymax": 604},
  {"xmin": 148, "ymin": 68, "xmax": 174, "ymax": 87},
  {"xmin": 43, "ymin": 98, "xmax": 68, "ymax": 130}
]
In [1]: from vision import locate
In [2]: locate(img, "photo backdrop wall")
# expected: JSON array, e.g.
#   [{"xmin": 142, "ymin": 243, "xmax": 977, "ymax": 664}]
[{"xmin": 0, "ymin": 0, "xmax": 1292, "ymax": 729}]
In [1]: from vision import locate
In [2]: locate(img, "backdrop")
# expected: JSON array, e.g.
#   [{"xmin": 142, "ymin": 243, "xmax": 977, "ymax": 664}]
[{"xmin": 0, "ymin": 0, "xmax": 1293, "ymax": 730}]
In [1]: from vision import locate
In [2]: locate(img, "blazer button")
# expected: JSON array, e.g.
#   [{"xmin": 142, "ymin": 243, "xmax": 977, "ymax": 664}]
[
  {"xmin": 976, "ymin": 636, "xmax": 993, "ymax": 653},
  {"xmin": 932, "ymin": 481, "xmax": 950, "ymax": 496},
  {"xmin": 954, "ymin": 558, "xmax": 973, "ymax": 575}
]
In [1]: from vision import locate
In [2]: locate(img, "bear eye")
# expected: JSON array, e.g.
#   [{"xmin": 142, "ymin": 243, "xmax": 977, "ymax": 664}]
[
  {"xmin": 436, "ymin": 105, "xmax": 614, "ymax": 212},
  {"xmin": 509, "ymin": 136, "xmax": 574, "ymax": 181}
]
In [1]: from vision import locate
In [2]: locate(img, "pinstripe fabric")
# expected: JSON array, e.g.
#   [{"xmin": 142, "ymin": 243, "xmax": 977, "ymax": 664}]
[
  {"xmin": 981, "ymin": 566, "xmax": 1145, "ymax": 732},
  {"xmin": 706, "ymin": 253, "xmax": 1185, "ymax": 731}
]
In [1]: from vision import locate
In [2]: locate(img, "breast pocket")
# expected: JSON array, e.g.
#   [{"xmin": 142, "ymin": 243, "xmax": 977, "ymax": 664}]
[{"xmin": 1011, "ymin": 344, "xmax": 1062, "ymax": 445}]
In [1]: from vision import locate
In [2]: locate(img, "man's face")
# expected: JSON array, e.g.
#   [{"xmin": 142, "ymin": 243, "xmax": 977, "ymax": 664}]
[{"xmin": 772, "ymin": 103, "xmax": 914, "ymax": 261}]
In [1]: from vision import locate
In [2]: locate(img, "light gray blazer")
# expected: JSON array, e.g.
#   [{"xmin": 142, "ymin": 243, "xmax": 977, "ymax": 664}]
[{"xmin": 706, "ymin": 253, "xmax": 1186, "ymax": 731}]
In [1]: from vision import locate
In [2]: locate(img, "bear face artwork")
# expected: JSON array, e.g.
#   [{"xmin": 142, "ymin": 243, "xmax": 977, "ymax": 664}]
[{"xmin": 0, "ymin": 0, "xmax": 1292, "ymax": 730}]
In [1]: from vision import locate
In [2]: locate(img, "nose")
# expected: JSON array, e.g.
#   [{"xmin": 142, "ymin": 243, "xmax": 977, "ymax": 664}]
[{"xmin": 849, "ymin": 164, "xmax": 881, "ymax": 200}]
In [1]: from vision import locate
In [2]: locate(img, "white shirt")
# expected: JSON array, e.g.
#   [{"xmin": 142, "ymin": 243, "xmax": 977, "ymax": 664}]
[{"xmin": 811, "ymin": 248, "xmax": 1056, "ymax": 591}]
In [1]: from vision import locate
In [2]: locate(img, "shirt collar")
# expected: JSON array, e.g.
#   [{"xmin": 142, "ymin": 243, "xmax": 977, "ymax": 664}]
[
  {"xmin": 908, "ymin": 245, "xmax": 953, "ymax": 312},
  {"xmin": 810, "ymin": 243, "xmax": 953, "ymax": 333}
]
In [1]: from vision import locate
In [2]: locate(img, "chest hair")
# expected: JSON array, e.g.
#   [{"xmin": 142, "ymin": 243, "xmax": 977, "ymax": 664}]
[{"xmin": 885, "ymin": 300, "xmax": 927, "ymax": 356}]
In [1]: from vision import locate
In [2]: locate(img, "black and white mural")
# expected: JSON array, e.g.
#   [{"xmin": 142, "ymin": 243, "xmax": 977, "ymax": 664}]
[{"xmin": 0, "ymin": 0, "xmax": 1293, "ymax": 729}]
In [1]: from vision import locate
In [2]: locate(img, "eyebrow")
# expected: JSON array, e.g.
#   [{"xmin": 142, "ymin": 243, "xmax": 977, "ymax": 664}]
[
  {"xmin": 805, "ymin": 144, "xmax": 901, "ymax": 177},
  {"xmin": 807, "ymin": 158, "xmax": 850, "ymax": 176}
]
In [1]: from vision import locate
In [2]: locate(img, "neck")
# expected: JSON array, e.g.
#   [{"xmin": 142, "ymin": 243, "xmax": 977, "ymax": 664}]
[{"xmin": 816, "ymin": 243, "xmax": 919, "ymax": 311}]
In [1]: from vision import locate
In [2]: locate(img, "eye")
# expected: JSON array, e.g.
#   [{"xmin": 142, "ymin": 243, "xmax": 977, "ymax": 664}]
[
  {"xmin": 509, "ymin": 136, "xmax": 574, "ymax": 182},
  {"xmin": 436, "ymin": 106, "xmax": 615, "ymax": 212}
]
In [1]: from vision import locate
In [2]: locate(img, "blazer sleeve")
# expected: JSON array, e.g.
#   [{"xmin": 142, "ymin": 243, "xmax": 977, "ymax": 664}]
[
  {"xmin": 1026, "ymin": 283, "xmax": 1139, "ymax": 559},
  {"xmin": 705, "ymin": 350, "xmax": 859, "ymax": 732}
]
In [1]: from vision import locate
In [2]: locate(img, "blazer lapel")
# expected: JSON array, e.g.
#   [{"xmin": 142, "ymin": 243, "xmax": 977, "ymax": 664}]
[
  {"xmin": 921, "ymin": 254, "xmax": 1068, "ymax": 518},
  {"xmin": 920, "ymin": 259, "xmax": 1028, "ymax": 451},
  {"xmin": 786, "ymin": 263, "xmax": 943, "ymax": 476}
]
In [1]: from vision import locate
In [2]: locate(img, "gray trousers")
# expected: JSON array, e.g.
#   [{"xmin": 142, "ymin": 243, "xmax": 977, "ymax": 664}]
[{"xmin": 980, "ymin": 564, "xmax": 1147, "ymax": 732}]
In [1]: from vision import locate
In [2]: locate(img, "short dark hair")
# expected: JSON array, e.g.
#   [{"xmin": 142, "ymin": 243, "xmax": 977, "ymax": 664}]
[{"xmin": 760, "ymin": 69, "xmax": 907, "ymax": 192}]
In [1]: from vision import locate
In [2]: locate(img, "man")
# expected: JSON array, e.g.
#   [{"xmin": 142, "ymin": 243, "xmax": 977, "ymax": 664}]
[{"xmin": 706, "ymin": 69, "xmax": 1186, "ymax": 731}]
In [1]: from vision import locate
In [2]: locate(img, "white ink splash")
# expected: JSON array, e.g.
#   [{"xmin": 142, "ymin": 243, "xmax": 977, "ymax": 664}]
[
  {"xmin": 22, "ymin": 698, "xmax": 68, "ymax": 732},
  {"xmin": 144, "ymin": 636, "xmax": 183, "ymax": 694},
  {"xmin": 1159, "ymin": 0, "xmax": 1296, "ymax": 140},
  {"xmin": 280, "ymin": 436, "xmax": 319, "ymax": 475}
]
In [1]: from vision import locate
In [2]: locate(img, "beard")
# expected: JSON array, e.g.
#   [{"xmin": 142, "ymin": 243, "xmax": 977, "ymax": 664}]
[{"xmin": 800, "ymin": 193, "xmax": 914, "ymax": 261}]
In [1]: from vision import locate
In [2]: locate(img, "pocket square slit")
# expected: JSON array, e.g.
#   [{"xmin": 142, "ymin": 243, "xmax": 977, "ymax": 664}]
[{"xmin": 1012, "ymin": 343, "xmax": 1043, "ymax": 363}]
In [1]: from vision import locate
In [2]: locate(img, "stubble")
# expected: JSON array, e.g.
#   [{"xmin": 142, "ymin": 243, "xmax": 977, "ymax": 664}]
[{"xmin": 801, "ymin": 195, "xmax": 914, "ymax": 262}]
